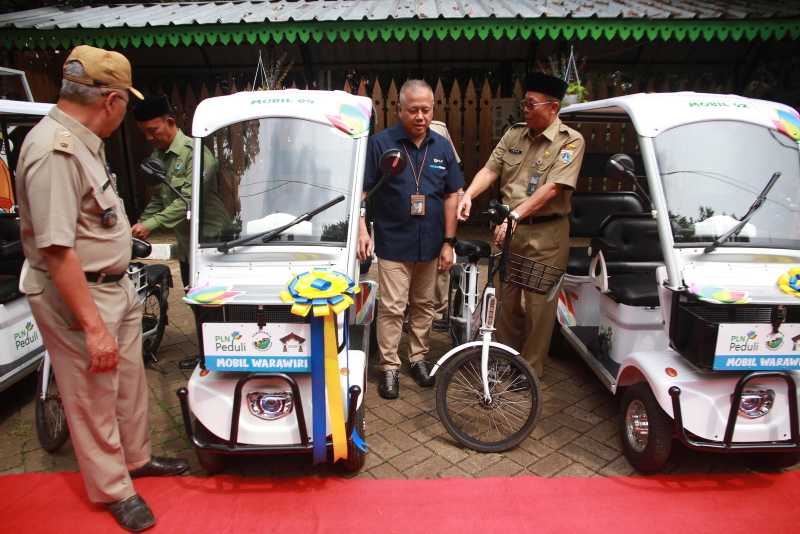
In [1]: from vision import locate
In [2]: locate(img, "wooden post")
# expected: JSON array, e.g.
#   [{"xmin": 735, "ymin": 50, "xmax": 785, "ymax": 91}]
[
  {"xmin": 461, "ymin": 79, "xmax": 478, "ymax": 181},
  {"xmin": 386, "ymin": 79, "xmax": 398, "ymax": 129},
  {"xmin": 371, "ymin": 78, "xmax": 385, "ymax": 133},
  {"xmin": 433, "ymin": 79, "xmax": 446, "ymax": 123},
  {"xmin": 447, "ymin": 79, "xmax": 462, "ymax": 166}
]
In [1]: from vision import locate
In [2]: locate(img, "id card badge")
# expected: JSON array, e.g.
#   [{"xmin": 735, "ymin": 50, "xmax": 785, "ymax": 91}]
[
  {"xmin": 527, "ymin": 175, "xmax": 541, "ymax": 195},
  {"xmin": 410, "ymin": 194, "xmax": 426, "ymax": 216}
]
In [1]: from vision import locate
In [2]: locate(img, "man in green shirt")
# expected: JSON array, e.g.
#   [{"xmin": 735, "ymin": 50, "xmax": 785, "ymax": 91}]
[{"xmin": 131, "ymin": 96, "xmax": 228, "ymax": 288}]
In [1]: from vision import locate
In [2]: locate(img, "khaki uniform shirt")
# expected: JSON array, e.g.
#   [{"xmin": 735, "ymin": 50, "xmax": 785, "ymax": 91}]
[
  {"xmin": 486, "ymin": 118, "xmax": 585, "ymax": 215},
  {"xmin": 16, "ymin": 106, "xmax": 132, "ymax": 293},
  {"xmin": 138, "ymin": 129, "xmax": 227, "ymax": 259}
]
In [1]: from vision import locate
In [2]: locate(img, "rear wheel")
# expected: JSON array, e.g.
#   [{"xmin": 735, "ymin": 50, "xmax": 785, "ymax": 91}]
[
  {"xmin": 435, "ymin": 346, "xmax": 541, "ymax": 452},
  {"xmin": 35, "ymin": 360, "xmax": 69, "ymax": 453},
  {"xmin": 619, "ymin": 383, "xmax": 673, "ymax": 473},
  {"xmin": 193, "ymin": 420, "xmax": 225, "ymax": 475},
  {"xmin": 141, "ymin": 284, "xmax": 167, "ymax": 360}
]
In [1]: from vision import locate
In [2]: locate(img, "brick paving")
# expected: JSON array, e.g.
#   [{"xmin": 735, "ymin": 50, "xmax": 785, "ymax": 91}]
[{"xmin": 1, "ymin": 231, "xmax": 797, "ymax": 481}]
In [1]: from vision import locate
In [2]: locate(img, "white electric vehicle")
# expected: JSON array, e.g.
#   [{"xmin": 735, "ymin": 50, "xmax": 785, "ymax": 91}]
[
  {"xmin": 0, "ymin": 98, "xmax": 50, "ymax": 394},
  {"xmin": 556, "ymin": 92, "xmax": 800, "ymax": 472},
  {"xmin": 176, "ymin": 90, "xmax": 381, "ymax": 473}
]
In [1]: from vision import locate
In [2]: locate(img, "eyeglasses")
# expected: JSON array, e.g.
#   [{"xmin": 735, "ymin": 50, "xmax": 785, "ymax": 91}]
[{"xmin": 519, "ymin": 99, "xmax": 554, "ymax": 111}]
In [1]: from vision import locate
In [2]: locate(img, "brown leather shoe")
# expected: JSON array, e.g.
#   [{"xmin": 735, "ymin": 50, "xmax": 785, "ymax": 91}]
[
  {"xmin": 129, "ymin": 455, "xmax": 189, "ymax": 478},
  {"xmin": 107, "ymin": 495, "xmax": 155, "ymax": 532}
]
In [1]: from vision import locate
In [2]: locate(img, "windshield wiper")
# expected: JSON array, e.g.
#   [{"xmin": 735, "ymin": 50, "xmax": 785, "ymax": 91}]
[
  {"xmin": 217, "ymin": 195, "xmax": 345, "ymax": 253},
  {"xmin": 702, "ymin": 172, "xmax": 781, "ymax": 254}
]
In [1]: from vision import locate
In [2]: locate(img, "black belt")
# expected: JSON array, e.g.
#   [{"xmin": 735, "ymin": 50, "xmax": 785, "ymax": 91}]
[
  {"xmin": 85, "ymin": 272, "xmax": 126, "ymax": 283},
  {"xmin": 518, "ymin": 214, "xmax": 565, "ymax": 225}
]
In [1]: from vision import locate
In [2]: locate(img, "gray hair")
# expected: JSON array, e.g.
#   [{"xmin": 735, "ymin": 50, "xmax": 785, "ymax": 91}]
[
  {"xmin": 398, "ymin": 79, "xmax": 433, "ymax": 107},
  {"xmin": 60, "ymin": 61, "xmax": 106, "ymax": 104}
]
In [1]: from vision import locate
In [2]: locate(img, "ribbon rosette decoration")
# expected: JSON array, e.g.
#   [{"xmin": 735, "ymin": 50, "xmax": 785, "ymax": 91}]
[
  {"xmin": 280, "ymin": 269, "xmax": 360, "ymax": 463},
  {"xmin": 778, "ymin": 267, "xmax": 800, "ymax": 298}
]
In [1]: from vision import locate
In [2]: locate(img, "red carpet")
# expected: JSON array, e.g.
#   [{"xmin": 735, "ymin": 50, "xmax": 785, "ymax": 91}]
[{"xmin": 1, "ymin": 471, "xmax": 799, "ymax": 533}]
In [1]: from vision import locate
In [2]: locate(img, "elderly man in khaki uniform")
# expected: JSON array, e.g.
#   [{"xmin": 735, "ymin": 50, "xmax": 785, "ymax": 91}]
[
  {"xmin": 458, "ymin": 73, "xmax": 585, "ymax": 377},
  {"xmin": 16, "ymin": 45, "xmax": 187, "ymax": 532}
]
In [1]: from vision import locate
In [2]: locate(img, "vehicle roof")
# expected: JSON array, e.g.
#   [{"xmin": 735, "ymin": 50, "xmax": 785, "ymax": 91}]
[
  {"xmin": 192, "ymin": 89, "xmax": 372, "ymax": 139},
  {"xmin": 560, "ymin": 92, "xmax": 800, "ymax": 138},
  {"xmin": 0, "ymin": 99, "xmax": 52, "ymax": 117}
]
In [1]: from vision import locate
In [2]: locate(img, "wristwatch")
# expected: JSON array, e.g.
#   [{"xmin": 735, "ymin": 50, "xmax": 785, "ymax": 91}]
[{"xmin": 443, "ymin": 236, "xmax": 457, "ymax": 246}]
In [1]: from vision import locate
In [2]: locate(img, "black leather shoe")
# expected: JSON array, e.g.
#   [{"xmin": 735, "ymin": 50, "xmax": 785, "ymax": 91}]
[
  {"xmin": 129, "ymin": 456, "xmax": 189, "ymax": 478},
  {"xmin": 107, "ymin": 495, "xmax": 155, "ymax": 532},
  {"xmin": 378, "ymin": 369, "xmax": 399, "ymax": 399},
  {"xmin": 410, "ymin": 361, "xmax": 435, "ymax": 387}
]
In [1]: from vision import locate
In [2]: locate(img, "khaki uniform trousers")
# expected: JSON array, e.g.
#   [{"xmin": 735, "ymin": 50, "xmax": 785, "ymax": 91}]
[
  {"xmin": 377, "ymin": 258, "xmax": 439, "ymax": 371},
  {"xmin": 497, "ymin": 217, "xmax": 570, "ymax": 377},
  {"xmin": 28, "ymin": 277, "xmax": 151, "ymax": 504}
]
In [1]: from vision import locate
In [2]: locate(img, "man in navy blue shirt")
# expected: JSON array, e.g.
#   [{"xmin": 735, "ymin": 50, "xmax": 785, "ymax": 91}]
[{"xmin": 357, "ymin": 79, "xmax": 463, "ymax": 399}]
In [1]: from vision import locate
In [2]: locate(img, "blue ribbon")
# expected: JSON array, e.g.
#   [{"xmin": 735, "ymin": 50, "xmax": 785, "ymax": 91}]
[{"xmin": 310, "ymin": 316, "xmax": 327, "ymax": 464}]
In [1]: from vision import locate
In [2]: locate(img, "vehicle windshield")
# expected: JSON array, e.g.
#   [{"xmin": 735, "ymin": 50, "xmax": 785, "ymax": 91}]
[
  {"xmin": 654, "ymin": 120, "xmax": 800, "ymax": 249},
  {"xmin": 198, "ymin": 117, "xmax": 357, "ymax": 247}
]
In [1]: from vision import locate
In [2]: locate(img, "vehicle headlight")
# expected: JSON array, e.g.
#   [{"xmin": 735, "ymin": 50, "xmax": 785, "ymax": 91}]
[
  {"xmin": 247, "ymin": 391, "xmax": 294, "ymax": 420},
  {"xmin": 738, "ymin": 389, "xmax": 775, "ymax": 419}
]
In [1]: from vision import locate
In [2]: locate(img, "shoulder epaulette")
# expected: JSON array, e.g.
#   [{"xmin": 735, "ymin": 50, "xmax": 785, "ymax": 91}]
[{"xmin": 52, "ymin": 129, "xmax": 74, "ymax": 154}]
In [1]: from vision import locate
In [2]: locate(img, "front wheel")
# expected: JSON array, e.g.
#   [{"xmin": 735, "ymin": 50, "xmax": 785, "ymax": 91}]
[
  {"xmin": 35, "ymin": 360, "xmax": 69, "ymax": 453},
  {"xmin": 435, "ymin": 346, "xmax": 541, "ymax": 453},
  {"xmin": 619, "ymin": 383, "xmax": 673, "ymax": 473},
  {"xmin": 339, "ymin": 403, "xmax": 367, "ymax": 473},
  {"xmin": 193, "ymin": 420, "xmax": 225, "ymax": 475}
]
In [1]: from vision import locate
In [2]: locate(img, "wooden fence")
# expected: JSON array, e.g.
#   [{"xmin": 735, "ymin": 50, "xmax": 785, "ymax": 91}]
[{"xmin": 25, "ymin": 69, "xmax": 730, "ymax": 210}]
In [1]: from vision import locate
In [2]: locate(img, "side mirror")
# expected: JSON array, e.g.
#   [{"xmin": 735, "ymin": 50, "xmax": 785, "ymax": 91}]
[
  {"xmin": 365, "ymin": 149, "xmax": 407, "ymax": 201},
  {"xmin": 140, "ymin": 157, "xmax": 189, "ymax": 209},
  {"xmin": 140, "ymin": 157, "xmax": 167, "ymax": 185},
  {"xmin": 379, "ymin": 148, "xmax": 406, "ymax": 177},
  {"xmin": 131, "ymin": 237, "xmax": 152, "ymax": 259},
  {"xmin": 605, "ymin": 153, "xmax": 636, "ymax": 181}
]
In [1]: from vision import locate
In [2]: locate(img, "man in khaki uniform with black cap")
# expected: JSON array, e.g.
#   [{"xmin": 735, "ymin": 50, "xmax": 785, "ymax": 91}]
[
  {"xmin": 16, "ymin": 45, "xmax": 188, "ymax": 532},
  {"xmin": 458, "ymin": 72, "xmax": 585, "ymax": 377}
]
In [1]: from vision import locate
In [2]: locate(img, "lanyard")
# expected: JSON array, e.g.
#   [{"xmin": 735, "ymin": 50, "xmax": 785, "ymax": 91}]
[{"xmin": 401, "ymin": 141, "xmax": 429, "ymax": 194}]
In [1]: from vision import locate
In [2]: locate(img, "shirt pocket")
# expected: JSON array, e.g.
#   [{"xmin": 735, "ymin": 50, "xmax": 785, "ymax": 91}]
[{"xmin": 501, "ymin": 152, "xmax": 524, "ymax": 174}]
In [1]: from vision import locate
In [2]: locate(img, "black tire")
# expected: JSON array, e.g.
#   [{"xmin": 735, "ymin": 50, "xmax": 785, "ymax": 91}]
[
  {"xmin": 747, "ymin": 452, "xmax": 800, "ymax": 470},
  {"xmin": 193, "ymin": 420, "xmax": 225, "ymax": 475},
  {"xmin": 141, "ymin": 284, "xmax": 167, "ymax": 360},
  {"xmin": 619, "ymin": 383, "xmax": 673, "ymax": 473},
  {"xmin": 35, "ymin": 361, "xmax": 69, "ymax": 453},
  {"xmin": 435, "ymin": 346, "xmax": 541, "ymax": 453},
  {"xmin": 340, "ymin": 403, "xmax": 367, "ymax": 473}
]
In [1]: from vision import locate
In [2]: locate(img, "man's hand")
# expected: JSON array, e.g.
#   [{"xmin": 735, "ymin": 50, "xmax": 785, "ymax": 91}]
[
  {"xmin": 438, "ymin": 243, "xmax": 455, "ymax": 272},
  {"xmin": 131, "ymin": 223, "xmax": 151, "ymax": 240},
  {"xmin": 493, "ymin": 219, "xmax": 518, "ymax": 247},
  {"xmin": 457, "ymin": 193, "xmax": 472, "ymax": 221},
  {"xmin": 86, "ymin": 324, "xmax": 120, "ymax": 373},
  {"xmin": 356, "ymin": 228, "xmax": 373, "ymax": 262}
]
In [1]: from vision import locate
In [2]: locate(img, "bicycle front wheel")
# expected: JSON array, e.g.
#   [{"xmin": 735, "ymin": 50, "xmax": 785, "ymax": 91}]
[
  {"xmin": 35, "ymin": 360, "xmax": 69, "ymax": 453},
  {"xmin": 435, "ymin": 346, "xmax": 541, "ymax": 453}
]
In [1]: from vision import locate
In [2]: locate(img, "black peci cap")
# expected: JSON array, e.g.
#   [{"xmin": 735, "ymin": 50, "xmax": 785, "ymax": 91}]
[
  {"xmin": 133, "ymin": 95, "xmax": 173, "ymax": 122},
  {"xmin": 523, "ymin": 72, "xmax": 568, "ymax": 100}
]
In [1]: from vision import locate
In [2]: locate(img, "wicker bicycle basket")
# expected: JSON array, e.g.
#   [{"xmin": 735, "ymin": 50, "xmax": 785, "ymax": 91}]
[{"xmin": 502, "ymin": 252, "xmax": 564, "ymax": 294}]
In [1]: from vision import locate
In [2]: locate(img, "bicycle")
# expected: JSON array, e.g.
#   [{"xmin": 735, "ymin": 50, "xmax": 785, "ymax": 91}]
[
  {"xmin": 34, "ymin": 238, "xmax": 173, "ymax": 453},
  {"xmin": 431, "ymin": 200, "xmax": 565, "ymax": 452}
]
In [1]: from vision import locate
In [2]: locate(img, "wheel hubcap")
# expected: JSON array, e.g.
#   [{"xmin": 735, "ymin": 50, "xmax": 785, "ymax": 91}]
[{"xmin": 625, "ymin": 399, "xmax": 649, "ymax": 453}]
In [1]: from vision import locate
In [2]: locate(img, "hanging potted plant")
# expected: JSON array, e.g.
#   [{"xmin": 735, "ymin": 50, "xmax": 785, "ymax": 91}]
[{"xmin": 540, "ymin": 46, "xmax": 589, "ymax": 106}]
